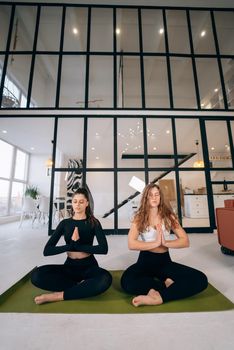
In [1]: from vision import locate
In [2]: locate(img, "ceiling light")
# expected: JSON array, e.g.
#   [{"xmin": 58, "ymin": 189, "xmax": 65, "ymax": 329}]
[
  {"xmin": 193, "ymin": 140, "xmax": 204, "ymax": 168},
  {"xmin": 116, "ymin": 28, "xmax": 121, "ymax": 35},
  {"xmin": 201, "ymin": 31, "xmax": 206, "ymax": 37},
  {"xmin": 214, "ymin": 88, "xmax": 218, "ymax": 92},
  {"xmin": 95, "ymin": 156, "xmax": 99, "ymax": 160},
  {"xmin": 2, "ymin": 130, "xmax": 7, "ymax": 133},
  {"xmin": 73, "ymin": 28, "xmax": 78, "ymax": 35},
  {"xmin": 129, "ymin": 176, "xmax": 145, "ymax": 193},
  {"xmin": 166, "ymin": 130, "xmax": 170, "ymax": 134},
  {"xmin": 211, "ymin": 147, "xmax": 215, "ymax": 151},
  {"xmin": 153, "ymin": 147, "xmax": 157, "ymax": 150},
  {"xmin": 159, "ymin": 28, "xmax": 164, "ymax": 35},
  {"xmin": 30, "ymin": 147, "xmax": 35, "ymax": 151},
  {"xmin": 91, "ymin": 147, "xmax": 95, "ymax": 151},
  {"xmin": 201, "ymin": 103, "xmax": 205, "ymax": 107}
]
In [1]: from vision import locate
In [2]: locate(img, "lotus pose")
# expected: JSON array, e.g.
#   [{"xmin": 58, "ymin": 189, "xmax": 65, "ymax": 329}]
[
  {"xmin": 31, "ymin": 188, "xmax": 112, "ymax": 304},
  {"xmin": 121, "ymin": 183, "xmax": 208, "ymax": 307}
]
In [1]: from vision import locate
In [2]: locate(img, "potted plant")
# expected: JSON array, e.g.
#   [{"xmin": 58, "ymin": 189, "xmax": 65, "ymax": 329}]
[{"xmin": 25, "ymin": 185, "xmax": 39, "ymax": 199}]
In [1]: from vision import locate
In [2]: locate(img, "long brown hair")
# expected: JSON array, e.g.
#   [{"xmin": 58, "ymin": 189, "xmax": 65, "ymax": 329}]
[
  {"xmin": 70, "ymin": 188, "xmax": 97, "ymax": 227},
  {"xmin": 134, "ymin": 183, "xmax": 179, "ymax": 232}
]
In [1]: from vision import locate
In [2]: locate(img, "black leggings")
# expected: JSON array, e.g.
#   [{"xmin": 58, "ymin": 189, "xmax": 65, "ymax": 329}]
[
  {"xmin": 121, "ymin": 251, "xmax": 208, "ymax": 303},
  {"xmin": 31, "ymin": 255, "xmax": 112, "ymax": 300}
]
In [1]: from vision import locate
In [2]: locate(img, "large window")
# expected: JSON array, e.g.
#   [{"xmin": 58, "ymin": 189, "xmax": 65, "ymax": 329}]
[
  {"xmin": 0, "ymin": 138, "xmax": 28, "ymax": 216},
  {"xmin": 0, "ymin": 3, "xmax": 233, "ymax": 110}
]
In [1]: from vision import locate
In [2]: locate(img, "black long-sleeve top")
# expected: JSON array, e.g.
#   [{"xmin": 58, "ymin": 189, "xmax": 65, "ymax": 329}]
[{"xmin": 43, "ymin": 218, "xmax": 108, "ymax": 256}]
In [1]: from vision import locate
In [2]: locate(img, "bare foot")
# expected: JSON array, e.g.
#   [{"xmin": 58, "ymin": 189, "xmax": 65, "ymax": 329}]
[
  {"xmin": 132, "ymin": 290, "xmax": 163, "ymax": 307},
  {"xmin": 165, "ymin": 278, "xmax": 174, "ymax": 288},
  {"xmin": 34, "ymin": 292, "xmax": 64, "ymax": 305}
]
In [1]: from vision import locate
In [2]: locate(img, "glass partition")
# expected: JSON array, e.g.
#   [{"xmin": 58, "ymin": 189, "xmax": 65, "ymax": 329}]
[
  {"xmin": 205, "ymin": 120, "xmax": 232, "ymax": 168},
  {"xmin": 0, "ymin": 5, "xmax": 11, "ymax": 51},
  {"xmin": 59, "ymin": 55, "xmax": 86, "ymax": 107},
  {"xmin": 196, "ymin": 58, "xmax": 224, "ymax": 109},
  {"xmin": 147, "ymin": 118, "xmax": 174, "ymax": 168},
  {"xmin": 170, "ymin": 57, "xmax": 197, "ymax": 108},
  {"xmin": 166, "ymin": 10, "xmax": 190, "ymax": 53},
  {"xmin": 117, "ymin": 56, "xmax": 141, "ymax": 108},
  {"xmin": 37, "ymin": 6, "xmax": 62, "ymax": 51},
  {"xmin": 116, "ymin": 8, "xmax": 139, "ymax": 52},
  {"xmin": 221, "ymin": 59, "xmax": 234, "ymax": 109},
  {"xmin": 176, "ymin": 119, "xmax": 203, "ymax": 168},
  {"xmin": 87, "ymin": 118, "xmax": 113, "ymax": 168},
  {"xmin": 141, "ymin": 9, "xmax": 165, "ymax": 53},
  {"xmin": 55, "ymin": 118, "xmax": 84, "ymax": 168},
  {"xmin": 90, "ymin": 8, "xmax": 113, "ymax": 52},
  {"xmin": 118, "ymin": 171, "xmax": 145, "ymax": 229},
  {"xmin": 86, "ymin": 171, "xmax": 114, "ymax": 229},
  {"xmin": 31, "ymin": 55, "xmax": 58, "ymax": 107},
  {"xmin": 117, "ymin": 118, "xmax": 144, "ymax": 168},
  {"xmin": 214, "ymin": 11, "xmax": 234, "ymax": 55},
  {"xmin": 63, "ymin": 7, "xmax": 88, "ymax": 52},
  {"xmin": 89, "ymin": 56, "xmax": 113, "ymax": 108},
  {"xmin": 180, "ymin": 171, "xmax": 209, "ymax": 228},
  {"xmin": 10, "ymin": 6, "xmax": 37, "ymax": 51},
  {"xmin": 144, "ymin": 57, "xmax": 169, "ymax": 108},
  {"xmin": 190, "ymin": 11, "xmax": 216, "ymax": 54}
]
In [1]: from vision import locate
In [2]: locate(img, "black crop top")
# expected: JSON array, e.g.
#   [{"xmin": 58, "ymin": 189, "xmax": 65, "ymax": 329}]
[{"xmin": 43, "ymin": 218, "xmax": 108, "ymax": 256}]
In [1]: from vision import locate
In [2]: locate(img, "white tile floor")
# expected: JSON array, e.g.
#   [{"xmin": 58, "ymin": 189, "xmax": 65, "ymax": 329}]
[{"xmin": 0, "ymin": 221, "xmax": 234, "ymax": 350}]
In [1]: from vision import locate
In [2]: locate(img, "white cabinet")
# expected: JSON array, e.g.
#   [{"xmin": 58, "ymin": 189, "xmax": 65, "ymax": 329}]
[
  {"xmin": 213, "ymin": 194, "xmax": 234, "ymax": 209},
  {"xmin": 184, "ymin": 195, "xmax": 209, "ymax": 218}
]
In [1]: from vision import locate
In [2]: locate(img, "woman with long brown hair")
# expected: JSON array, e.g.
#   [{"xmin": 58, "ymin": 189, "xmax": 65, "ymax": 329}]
[
  {"xmin": 31, "ymin": 188, "xmax": 112, "ymax": 304},
  {"xmin": 121, "ymin": 183, "xmax": 208, "ymax": 307}
]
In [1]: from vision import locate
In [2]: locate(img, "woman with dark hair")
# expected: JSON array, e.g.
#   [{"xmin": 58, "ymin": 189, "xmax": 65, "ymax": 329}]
[
  {"xmin": 121, "ymin": 183, "xmax": 208, "ymax": 307},
  {"xmin": 31, "ymin": 188, "xmax": 112, "ymax": 304}
]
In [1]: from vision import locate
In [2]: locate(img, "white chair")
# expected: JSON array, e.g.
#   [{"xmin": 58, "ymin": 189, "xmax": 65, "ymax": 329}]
[
  {"xmin": 19, "ymin": 197, "xmax": 39, "ymax": 228},
  {"xmin": 53, "ymin": 197, "xmax": 65, "ymax": 223},
  {"xmin": 38, "ymin": 196, "xmax": 50, "ymax": 224}
]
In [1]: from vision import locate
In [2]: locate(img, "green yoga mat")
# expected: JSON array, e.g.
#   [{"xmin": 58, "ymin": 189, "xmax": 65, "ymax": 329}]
[{"xmin": 0, "ymin": 270, "xmax": 233, "ymax": 314}]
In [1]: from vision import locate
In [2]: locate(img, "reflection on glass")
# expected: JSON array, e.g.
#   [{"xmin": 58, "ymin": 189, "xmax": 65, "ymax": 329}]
[
  {"xmin": 0, "ymin": 139, "xmax": 13, "ymax": 178},
  {"xmin": 214, "ymin": 11, "xmax": 234, "ymax": 55},
  {"xmin": 180, "ymin": 171, "xmax": 210, "ymax": 227},
  {"xmin": 147, "ymin": 118, "xmax": 174, "ymax": 168},
  {"xmin": 0, "ymin": 179, "xmax": 9, "ymax": 216},
  {"xmin": 118, "ymin": 171, "xmax": 144, "ymax": 229},
  {"xmin": 89, "ymin": 56, "xmax": 113, "ymax": 108},
  {"xmin": 11, "ymin": 181, "xmax": 24, "ymax": 215},
  {"xmin": 231, "ymin": 121, "xmax": 234, "ymax": 142},
  {"xmin": 0, "ymin": 5, "xmax": 11, "ymax": 51},
  {"xmin": 170, "ymin": 57, "xmax": 196, "ymax": 108},
  {"xmin": 86, "ymin": 171, "xmax": 114, "ymax": 229},
  {"xmin": 190, "ymin": 11, "xmax": 216, "ymax": 54},
  {"xmin": 118, "ymin": 118, "xmax": 144, "ymax": 168},
  {"xmin": 14, "ymin": 149, "xmax": 28, "ymax": 181},
  {"xmin": 37, "ymin": 6, "xmax": 62, "ymax": 51},
  {"xmin": 87, "ymin": 118, "xmax": 113, "ymax": 168},
  {"xmin": 206, "ymin": 121, "xmax": 232, "ymax": 168},
  {"xmin": 116, "ymin": 8, "xmax": 139, "ymax": 52},
  {"xmin": 31, "ymin": 55, "xmax": 58, "ymax": 107},
  {"xmin": 176, "ymin": 119, "xmax": 203, "ymax": 168},
  {"xmin": 55, "ymin": 118, "xmax": 84, "ymax": 168},
  {"xmin": 211, "ymin": 172, "xmax": 234, "ymax": 195},
  {"xmin": 166, "ymin": 10, "xmax": 190, "ymax": 53},
  {"xmin": 117, "ymin": 56, "xmax": 141, "ymax": 108},
  {"xmin": 144, "ymin": 57, "xmax": 169, "ymax": 108},
  {"xmin": 141, "ymin": 9, "xmax": 165, "ymax": 52},
  {"xmin": 10, "ymin": 6, "xmax": 37, "ymax": 51},
  {"xmin": 196, "ymin": 58, "xmax": 224, "ymax": 109},
  {"xmin": 90, "ymin": 8, "xmax": 113, "ymax": 51},
  {"xmin": 60, "ymin": 55, "xmax": 86, "ymax": 107},
  {"xmin": 63, "ymin": 7, "xmax": 88, "ymax": 51},
  {"xmin": 2, "ymin": 55, "xmax": 31, "ymax": 108},
  {"xmin": 221, "ymin": 59, "xmax": 234, "ymax": 109}
]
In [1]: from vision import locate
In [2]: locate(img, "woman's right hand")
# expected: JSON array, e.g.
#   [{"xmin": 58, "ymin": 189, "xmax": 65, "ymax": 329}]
[{"xmin": 71, "ymin": 227, "xmax": 79, "ymax": 241}]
